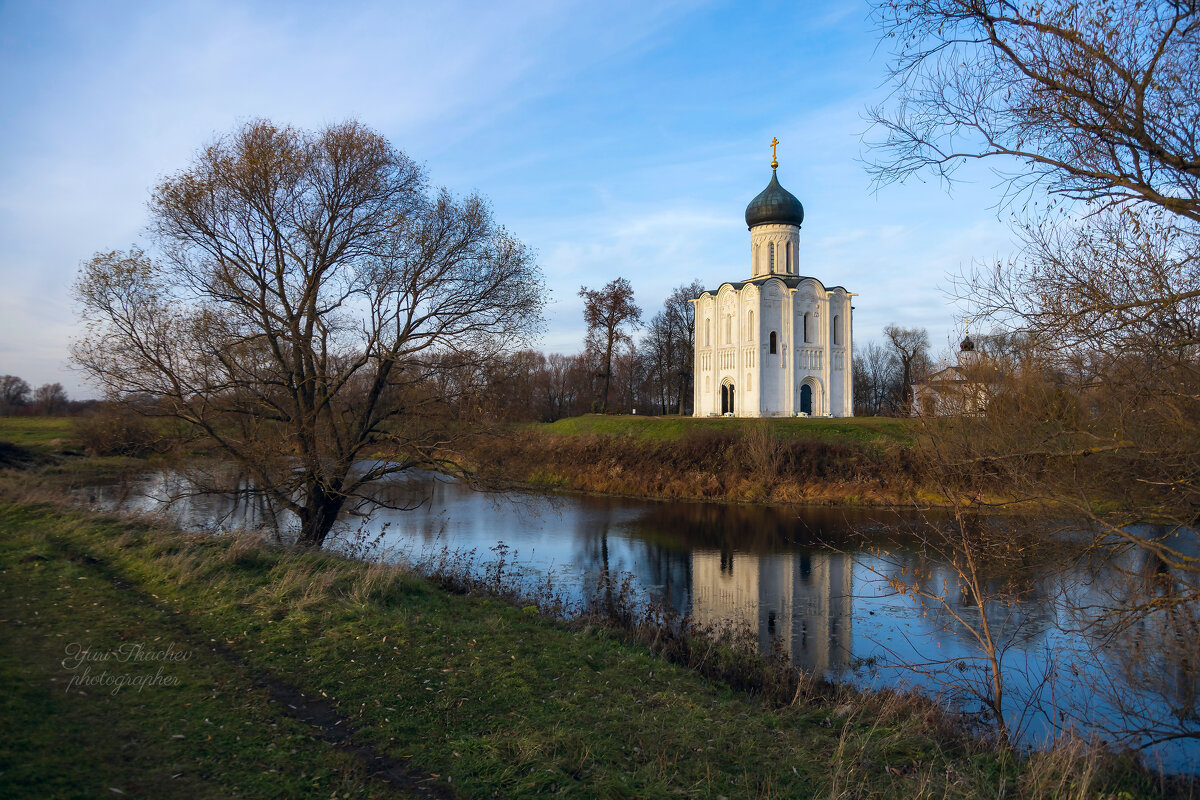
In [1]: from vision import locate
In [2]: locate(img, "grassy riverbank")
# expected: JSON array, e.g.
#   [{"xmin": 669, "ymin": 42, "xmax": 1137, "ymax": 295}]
[
  {"xmin": 2, "ymin": 414, "xmax": 934, "ymax": 508},
  {"xmin": 468, "ymin": 415, "xmax": 930, "ymax": 507},
  {"xmin": 529, "ymin": 415, "xmax": 916, "ymax": 446},
  {"xmin": 0, "ymin": 479, "xmax": 1182, "ymax": 798}
]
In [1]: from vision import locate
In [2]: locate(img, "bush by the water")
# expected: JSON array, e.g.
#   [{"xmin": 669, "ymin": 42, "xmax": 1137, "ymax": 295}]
[{"xmin": 72, "ymin": 406, "xmax": 168, "ymax": 457}]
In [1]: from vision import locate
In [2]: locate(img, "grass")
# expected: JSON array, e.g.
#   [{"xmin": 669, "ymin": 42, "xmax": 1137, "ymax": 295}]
[
  {"xmin": 0, "ymin": 489, "xmax": 1182, "ymax": 799},
  {"xmin": 0, "ymin": 417, "xmax": 78, "ymax": 452},
  {"xmin": 0, "ymin": 510, "xmax": 402, "ymax": 798},
  {"xmin": 528, "ymin": 414, "xmax": 916, "ymax": 446}
]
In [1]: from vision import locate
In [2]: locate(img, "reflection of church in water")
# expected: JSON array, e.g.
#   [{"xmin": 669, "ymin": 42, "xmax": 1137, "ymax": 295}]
[{"xmin": 690, "ymin": 549, "xmax": 853, "ymax": 674}]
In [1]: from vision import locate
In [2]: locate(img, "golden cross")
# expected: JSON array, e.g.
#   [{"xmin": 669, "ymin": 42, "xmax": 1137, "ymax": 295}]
[
  {"xmin": 965, "ymin": 316, "xmax": 970, "ymax": 337},
  {"xmin": 770, "ymin": 137, "xmax": 779, "ymax": 169}
]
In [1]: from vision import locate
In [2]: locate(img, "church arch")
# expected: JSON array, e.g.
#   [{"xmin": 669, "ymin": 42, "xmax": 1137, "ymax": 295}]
[
  {"xmin": 799, "ymin": 377, "xmax": 823, "ymax": 416},
  {"xmin": 769, "ymin": 331, "xmax": 777, "ymax": 354},
  {"xmin": 720, "ymin": 378, "xmax": 736, "ymax": 415}
]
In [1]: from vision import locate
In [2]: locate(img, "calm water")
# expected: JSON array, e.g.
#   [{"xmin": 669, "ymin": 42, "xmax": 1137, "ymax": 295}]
[{"xmin": 84, "ymin": 469, "xmax": 1200, "ymax": 773}]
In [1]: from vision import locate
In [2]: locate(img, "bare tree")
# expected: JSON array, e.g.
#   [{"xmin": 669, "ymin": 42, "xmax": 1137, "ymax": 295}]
[
  {"xmin": 852, "ymin": 340, "xmax": 901, "ymax": 416},
  {"xmin": 640, "ymin": 281, "xmax": 702, "ymax": 415},
  {"xmin": 883, "ymin": 324, "xmax": 930, "ymax": 412},
  {"xmin": 0, "ymin": 375, "xmax": 30, "ymax": 415},
  {"xmin": 544, "ymin": 353, "xmax": 588, "ymax": 420},
  {"xmin": 33, "ymin": 383, "xmax": 68, "ymax": 415},
  {"xmin": 579, "ymin": 278, "xmax": 641, "ymax": 412},
  {"xmin": 73, "ymin": 120, "xmax": 545, "ymax": 548},
  {"xmin": 867, "ymin": 0, "xmax": 1200, "ymax": 749},
  {"xmin": 866, "ymin": 0, "xmax": 1200, "ymax": 220}
]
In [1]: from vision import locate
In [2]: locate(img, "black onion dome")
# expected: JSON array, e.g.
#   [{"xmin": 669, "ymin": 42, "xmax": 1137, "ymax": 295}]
[
  {"xmin": 745, "ymin": 169, "xmax": 805, "ymax": 229},
  {"xmin": 960, "ymin": 335, "xmax": 975, "ymax": 352}
]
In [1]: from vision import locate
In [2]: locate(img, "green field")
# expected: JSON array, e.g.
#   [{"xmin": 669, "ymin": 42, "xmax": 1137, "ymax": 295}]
[
  {"xmin": 0, "ymin": 417, "xmax": 77, "ymax": 451},
  {"xmin": 529, "ymin": 414, "xmax": 916, "ymax": 446}
]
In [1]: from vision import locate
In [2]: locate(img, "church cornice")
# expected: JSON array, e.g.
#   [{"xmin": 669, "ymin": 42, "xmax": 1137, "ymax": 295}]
[{"xmin": 697, "ymin": 274, "xmax": 850, "ymax": 298}]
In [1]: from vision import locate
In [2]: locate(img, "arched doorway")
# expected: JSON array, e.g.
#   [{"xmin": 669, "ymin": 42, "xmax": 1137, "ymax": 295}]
[
  {"xmin": 721, "ymin": 381, "xmax": 736, "ymax": 415},
  {"xmin": 800, "ymin": 383, "xmax": 813, "ymax": 415}
]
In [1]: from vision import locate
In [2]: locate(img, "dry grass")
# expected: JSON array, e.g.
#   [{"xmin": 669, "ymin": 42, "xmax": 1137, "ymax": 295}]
[{"xmin": 467, "ymin": 426, "xmax": 926, "ymax": 507}]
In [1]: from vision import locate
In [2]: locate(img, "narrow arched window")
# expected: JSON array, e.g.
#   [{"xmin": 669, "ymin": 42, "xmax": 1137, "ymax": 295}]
[
  {"xmin": 747, "ymin": 310, "xmax": 754, "ymax": 341},
  {"xmin": 753, "ymin": 244, "xmax": 759, "ymax": 272},
  {"xmin": 769, "ymin": 331, "xmax": 777, "ymax": 354},
  {"xmin": 832, "ymin": 315, "xmax": 840, "ymax": 345},
  {"xmin": 803, "ymin": 312, "xmax": 811, "ymax": 343},
  {"xmin": 768, "ymin": 242, "xmax": 775, "ymax": 271},
  {"xmin": 785, "ymin": 241, "xmax": 791, "ymax": 272},
  {"xmin": 705, "ymin": 318, "xmax": 711, "ymax": 347}
]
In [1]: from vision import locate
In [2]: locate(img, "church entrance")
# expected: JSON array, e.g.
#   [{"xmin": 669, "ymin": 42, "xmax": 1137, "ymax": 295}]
[
  {"xmin": 720, "ymin": 382, "xmax": 736, "ymax": 415},
  {"xmin": 800, "ymin": 383, "xmax": 813, "ymax": 415}
]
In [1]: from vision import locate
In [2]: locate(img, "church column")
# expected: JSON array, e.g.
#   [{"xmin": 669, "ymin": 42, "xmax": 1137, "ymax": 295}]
[
  {"xmin": 821, "ymin": 292, "xmax": 832, "ymax": 416},
  {"xmin": 844, "ymin": 294, "xmax": 857, "ymax": 417},
  {"xmin": 786, "ymin": 288, "xmax": 796, "ymax": 415}
]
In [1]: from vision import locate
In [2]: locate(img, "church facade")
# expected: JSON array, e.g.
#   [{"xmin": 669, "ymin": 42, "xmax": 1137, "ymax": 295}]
[{"xmin": 692, "ymin": 151, "xmax": 854, "ymax": 417}]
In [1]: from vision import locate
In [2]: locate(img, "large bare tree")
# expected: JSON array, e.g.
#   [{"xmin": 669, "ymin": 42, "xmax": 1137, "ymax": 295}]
[
  {"xmin": 868, "ymin": 0, "xmax": 1200, "ymax": 746},
  {"xmin": 73, "ymin": 120, "xmax": 545, "ymax": 547},
  {"xmin": 578, "ymin": 278, "xmax": 641, "ymax": 412}
]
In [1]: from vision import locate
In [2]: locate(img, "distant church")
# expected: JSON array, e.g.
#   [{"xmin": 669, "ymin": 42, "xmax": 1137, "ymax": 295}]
[
  {"xmin": 911, "ymin": 324, "xmax": 998, "ymax": 416},
  {"xmin": 692, "ymin": 142, "xmax": 855, "ymax": 417}
]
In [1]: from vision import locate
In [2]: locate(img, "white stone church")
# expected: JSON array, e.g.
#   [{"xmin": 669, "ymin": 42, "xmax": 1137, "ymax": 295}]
[{"xmin": 692, "ymin": 151, "xmax": 855, "ymax": 417}]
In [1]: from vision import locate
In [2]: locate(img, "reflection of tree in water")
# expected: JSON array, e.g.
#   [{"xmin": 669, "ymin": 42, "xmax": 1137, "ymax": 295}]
[
  {"xmin": 88, "ymin": 467, "xmax": 288, "ymax": 536},
  {"xmin": 626, "ymin": 501, "xmax": 908, "ymax": 554},
  {"xmin": 880, "ymin": 544, "xmax": 1059, "ymax": 651},
  {"xmin": 1064, "ymin": 527, "xmax": 1200, "ymax": 748}
]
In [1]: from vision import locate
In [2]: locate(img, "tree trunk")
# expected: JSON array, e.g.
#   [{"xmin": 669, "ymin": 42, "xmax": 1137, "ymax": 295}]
[
  {"xmin": 601, "ymin": 339, "xmax": 614, "ymax": 412},
  {"xmin": 297, "ymin": 492, "xmax": 345, "ymax": 548}
]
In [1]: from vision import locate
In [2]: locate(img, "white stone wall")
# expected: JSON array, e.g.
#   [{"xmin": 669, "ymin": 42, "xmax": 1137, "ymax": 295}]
[
  {"xmin": 759, "ymin": 280, "xmax": 785, "ymax": 416},
  {"xmin": 826, "ymin": 290, "xmax": 853, "ymax": 417},
  {"xmin": 692, "ymin": 225, "xmax": 854, "ymax": 418}
]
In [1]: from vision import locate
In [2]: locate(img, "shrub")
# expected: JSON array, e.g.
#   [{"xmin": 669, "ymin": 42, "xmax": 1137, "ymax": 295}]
[{"xmin": 72, "ymin": 405, "xmax": 168, "ymax": 457}]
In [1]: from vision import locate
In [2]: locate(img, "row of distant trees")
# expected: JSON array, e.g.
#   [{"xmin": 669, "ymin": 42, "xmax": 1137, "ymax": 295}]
[
  {"xmin": 423, "ymin": 278, "xmax": 699, "ymax": 423},
  {"xmin": 0, "ymin": 375, "xmax": 90, "ymax": 416},
  {"xmin": 476, "ymin": 282, "xmax": 957, "ymax": 423}
]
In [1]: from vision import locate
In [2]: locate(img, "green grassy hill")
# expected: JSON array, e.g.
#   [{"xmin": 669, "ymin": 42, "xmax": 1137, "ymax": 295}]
[{"xmin": 529, "ymin": 414, "xmax": 915, "ymax": 446}]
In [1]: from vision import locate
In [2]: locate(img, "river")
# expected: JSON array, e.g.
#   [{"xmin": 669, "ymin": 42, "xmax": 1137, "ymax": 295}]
[{"xmin": 83, "ymin": 468, "xmax": 1200, "ymax": 773}]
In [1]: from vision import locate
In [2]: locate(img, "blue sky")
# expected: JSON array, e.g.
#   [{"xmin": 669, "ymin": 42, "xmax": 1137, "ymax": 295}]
[{"xmin": 0, "ymin": 0, "xmax": 1017, "ymax": 396}]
